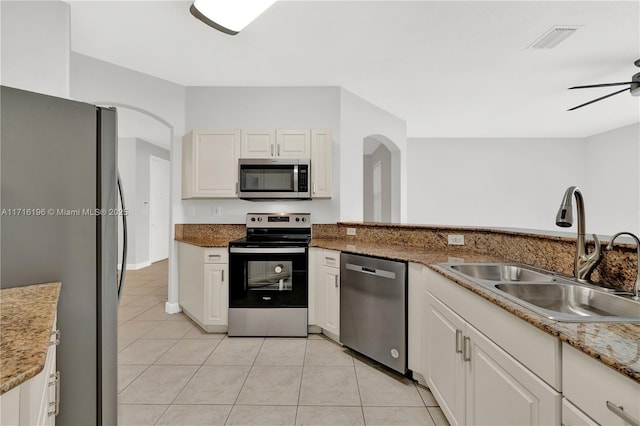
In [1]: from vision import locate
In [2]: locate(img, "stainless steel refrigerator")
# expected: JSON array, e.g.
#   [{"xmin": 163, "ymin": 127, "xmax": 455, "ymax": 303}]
[{"xmin": 1, "ymin": 86, "xmax": 125, "ymax": 425}]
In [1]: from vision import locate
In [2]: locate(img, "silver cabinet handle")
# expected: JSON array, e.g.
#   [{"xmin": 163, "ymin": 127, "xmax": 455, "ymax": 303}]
[
  {"xmin": 455, "ymin": 329, "xmax": 463, "ymax": 354},
  {"xmin": 607, "ymin": 401, "xmax": 640, "ymax": 426},
  {"xmin": 50, "ymin": 329, "xmax": 60, "ymax": 346},
  {"xmin": 48, "ymin": 371, "xmax": 60, "ymax": 417},
  {"xmin": 334, "ymin": 275, "xmax": 339, "ymax": 288},
  {"xmin": 313, "ymin": 182, "xmax": 317, "ymax": 194},
  {"xmin": 277, "ymin": 144, "xmax": 281, "ymax": 156},
  {"xmin": 324, "ymin": 256, "xmax": 336, "ymax": 264},
  {"xmin": 463, "ymin": 336, "xmax": 471, "ymax": 362},
  {"xmin": 208, "ymin": 254, "xmax": 221, "ymax": 259},
  {"xmin": 221, "ymin": 269, "xmax": 224, "ymax": 282},
  {"xmin": 270, "ymin": 144, "xmax": 274, "ymax": 156}
]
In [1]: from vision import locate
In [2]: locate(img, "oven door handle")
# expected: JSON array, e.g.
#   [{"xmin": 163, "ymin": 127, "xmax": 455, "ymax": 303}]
[{"xmin": 229, "ymin": 247, "xmax": 307, "ymax": 254}]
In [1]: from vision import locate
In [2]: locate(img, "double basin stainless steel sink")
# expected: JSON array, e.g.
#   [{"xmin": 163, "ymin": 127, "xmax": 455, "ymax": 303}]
[{"xmin": 439, "ymin": 263, "xmax": 640, "ymax": 322}]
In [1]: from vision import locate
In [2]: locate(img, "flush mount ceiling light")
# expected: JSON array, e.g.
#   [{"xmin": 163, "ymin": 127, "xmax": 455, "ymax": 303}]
[
  {"xmin": 190, "ymin": 0, "xmax": 277, "ymax": 35},
  {"xmin": 529, "ymin": 26, "xmax": 580, "ymax": 49}
]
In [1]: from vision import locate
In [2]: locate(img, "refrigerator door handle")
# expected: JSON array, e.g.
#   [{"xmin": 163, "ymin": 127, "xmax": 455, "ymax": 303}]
[{"xmin": 117, "ymin": 172, "xmax": 128, "ymax": 301}]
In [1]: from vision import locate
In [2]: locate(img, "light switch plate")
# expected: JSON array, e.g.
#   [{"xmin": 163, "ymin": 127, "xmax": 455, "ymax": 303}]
[{"xmin": 448, "ymin": 234, "xmax": 464, "ymax": 245}]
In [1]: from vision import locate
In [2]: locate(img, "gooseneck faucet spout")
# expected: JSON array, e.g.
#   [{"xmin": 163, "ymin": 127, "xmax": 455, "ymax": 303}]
[
  {"xmin": 555, "ymin": 186, "xmax": 601, "ymax": 282},
  {"xmin": 606, "ymin": 232, "xmax": 640, "ymax": 300}
]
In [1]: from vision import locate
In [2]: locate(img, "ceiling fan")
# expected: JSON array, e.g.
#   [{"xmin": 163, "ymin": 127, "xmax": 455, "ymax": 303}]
[{"xmin": 568, "ymin": 59, "xmax": 640, "ymax": 111}]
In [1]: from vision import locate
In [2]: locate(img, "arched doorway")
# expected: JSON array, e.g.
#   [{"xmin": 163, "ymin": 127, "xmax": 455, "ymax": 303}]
[
  {"xmin": 363, "ymin": 135, "xmax": 401, "ymax": 223},
  {"xmin": 92, "ymin": 102, "xmax": 173, "ymax": 268}
]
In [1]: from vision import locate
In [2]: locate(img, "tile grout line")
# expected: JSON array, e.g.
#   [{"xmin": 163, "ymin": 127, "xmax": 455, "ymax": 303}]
[
  {"xmin": 222, "ymin": 337, "xmax": 267, "ymax": 425},
  {"xmin": 352, "ymin": 356, "xmax": 367, "ymax": 425},
  {"xmin": 293, "ymin": 338, "xmax": 309, "ymax": 425}
]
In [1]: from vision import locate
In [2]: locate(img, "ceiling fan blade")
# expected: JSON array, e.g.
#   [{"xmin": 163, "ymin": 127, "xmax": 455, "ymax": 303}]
[
  {"xmin": 569, "ymin": 82, "xmax": 635, "ymax": 89},
  {"xmin": 568, "ymin": 87, "xmax": 630, "ymax": 111}
]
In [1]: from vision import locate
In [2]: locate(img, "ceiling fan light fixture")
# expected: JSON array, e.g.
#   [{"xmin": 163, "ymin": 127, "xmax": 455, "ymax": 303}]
[
  {"xmin": 190, "ymin": 0, "xmax": 277, "ymax": 35},
  {"xmin": 529, "ymin": 26, "xmax": 579, "ymax": 49}
]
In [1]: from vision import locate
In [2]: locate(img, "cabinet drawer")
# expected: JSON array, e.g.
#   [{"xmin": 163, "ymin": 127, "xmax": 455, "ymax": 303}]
[
  {"xmin": 562, "ymin": 398, "xmax": 598, "ymax": 426},
  {"xmin": 322, "ymin": 250, "xmax": 340, "ymax": 268},
  {"xmin": 563, "ymin": 343, "xmax": 640, "ymax": 426},
  {"xmin": 204, "ymin": 249, "xmax": 228, "ymax": 264}
]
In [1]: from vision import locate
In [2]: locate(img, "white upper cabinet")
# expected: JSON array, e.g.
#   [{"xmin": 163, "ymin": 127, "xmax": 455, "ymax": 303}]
[
  {"xmin": 240, "ymin": 130, "xmax": 276, "ymax": 158},
  {"xmin": 310, "ymin": 129, "xmax": 332, "ymax": 198},
  {"xmin": 182, "ymin": 130, "xmax": 240, "ymax": 199},
  {"xmin": 240, "ymin": 129, "xmax": 311, "ymax": 159},
  {"xmin": 275, "ymin": 129, "xmax": 311, "ymax": 158}
]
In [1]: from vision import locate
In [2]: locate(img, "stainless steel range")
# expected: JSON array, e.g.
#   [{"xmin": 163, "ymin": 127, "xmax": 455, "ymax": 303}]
[{"xmin": 228, "ymin": 213, "xmax": 310, "ymax": 337}]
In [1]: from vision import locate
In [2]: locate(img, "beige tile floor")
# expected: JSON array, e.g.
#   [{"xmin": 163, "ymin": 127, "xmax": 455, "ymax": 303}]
[{"xmin": 118, "ymin": 260, "xmax": 449, "ymax": 426}]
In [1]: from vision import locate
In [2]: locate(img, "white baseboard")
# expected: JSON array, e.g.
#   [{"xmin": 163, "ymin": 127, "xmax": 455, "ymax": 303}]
[
  {"xmin": 165, "ymin": 302, "xmax": 182, "ymax": 315},
  {"xmin": 117, "ymin": 261, "xmax": 152, "ymax": 271}
]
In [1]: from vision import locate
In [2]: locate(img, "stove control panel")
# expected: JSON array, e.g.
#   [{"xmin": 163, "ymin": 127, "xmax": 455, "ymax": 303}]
[{"xmin": 246, "ymin": 213, "xmax": 311, "ymax": 228}]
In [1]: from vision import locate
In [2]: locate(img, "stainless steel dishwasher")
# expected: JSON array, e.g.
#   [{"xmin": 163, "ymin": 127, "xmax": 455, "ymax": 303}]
[{"xmin": 340, "ymin": 253, "xmax": 408, "ymax": 374}]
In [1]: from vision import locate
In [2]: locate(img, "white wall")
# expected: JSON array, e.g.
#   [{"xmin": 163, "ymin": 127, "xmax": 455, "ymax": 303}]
[
  {"xmin": 340, "ymin": 89, "xmax": 407, "ymax": 222},
  {"xmin": 407, "ymin": 138, "xmax": 586, "ymax": 231},
  {"xmin": 183, "ymin": 86, "xmax": 341, "ymax": 224},
  {"xmin": 584, "ymin": 122, "xmax": 640, "ymax": 236},
  {"xmin": 1, "ymin": 1, "xmax": 70, "ymax": 97}
]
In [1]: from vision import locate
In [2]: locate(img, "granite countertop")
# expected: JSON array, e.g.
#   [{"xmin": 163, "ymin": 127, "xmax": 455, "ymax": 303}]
[
  {"xmin": 0, "ymin": 282, "xmax": 61, "ymax": 394},
  {"xmin": 175, "ymin": 236, "xmax": 232, "ymax": 247},
  {"xmin": 311, "ymin": 239, "xmax": 640, "ymax": 384}
]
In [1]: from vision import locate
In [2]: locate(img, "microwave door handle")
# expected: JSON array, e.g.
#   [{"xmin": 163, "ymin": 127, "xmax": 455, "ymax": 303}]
[{"xmin": 293, "ymin": 165, "xmax": 299, "ymax": 193}]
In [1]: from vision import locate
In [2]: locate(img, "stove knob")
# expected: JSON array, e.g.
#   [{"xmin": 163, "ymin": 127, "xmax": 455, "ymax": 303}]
[
  {"xmin": 301, "ymin": 217, "xmax": 306, "ymax": 222},
  {"xmin": 251, "ymin": 217, "xmax": 256, "ymax": 222},
  {"xmin": 257, "ymin": 217, "xmax": 263, "ymax": 222},
  {"xmin": 295, "ymin": 217, "xmax": 300, "ymax": 222}
]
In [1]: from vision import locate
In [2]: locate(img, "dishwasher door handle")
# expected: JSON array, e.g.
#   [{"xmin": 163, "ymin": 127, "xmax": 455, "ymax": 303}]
[{"xmin": 345, "ymin": 263, "xmax": 397, "ymax": 279}]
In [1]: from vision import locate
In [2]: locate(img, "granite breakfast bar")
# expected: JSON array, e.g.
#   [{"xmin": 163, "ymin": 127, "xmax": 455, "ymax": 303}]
[{"xmin": 0, "ymin": 282, "xmax": 61, "ymax": 394}]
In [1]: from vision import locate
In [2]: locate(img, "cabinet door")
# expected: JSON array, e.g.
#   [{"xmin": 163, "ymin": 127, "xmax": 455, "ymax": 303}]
[
  {"xmin": 19, "ymin": 316, "xmax": 58, "ymax": 426},
  {"xmin": 426, "ymin": 292, "xmax": 466, "ymax": 426},
  {"xmin": 183, "ymin": 130, "xmax": 240, "ymax": 198},
  {"xmin": 276, "ymin": 130, "xmax": 311, "ymax": 158},
  {"xmin": 321, "ymin": 264, "xmax": 340, "ymax": 338},
  {"xmin": 465, "ymin": 324, "xmax": 560, "ymax": 426},
  {"xmin": 311, "ymin": 129, "xmax": 332, "ymax": 198},
  {"xmin": 241, "ymin": 130, "xmax": 276, "ymax": 158},
  {"xmin": 204, "ymin": 264, "xmax": 228, "ymax": 325}
]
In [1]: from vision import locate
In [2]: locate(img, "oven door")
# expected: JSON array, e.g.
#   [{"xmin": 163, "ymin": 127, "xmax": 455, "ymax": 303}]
[{"xmin": 229, "ymin": 246, "xmax": 308, "ymax": 308}]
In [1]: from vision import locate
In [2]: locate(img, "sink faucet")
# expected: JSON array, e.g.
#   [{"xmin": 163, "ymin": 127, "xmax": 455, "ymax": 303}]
[
  {"xmin": 606, "ymin": 232, "xmax": 640, "ymax": 300},
  {"xmin": 555, "ymin": 186, "xmax": 601, "ymax": 282}
]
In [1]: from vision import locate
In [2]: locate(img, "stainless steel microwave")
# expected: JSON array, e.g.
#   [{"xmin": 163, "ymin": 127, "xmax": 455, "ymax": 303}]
[{"xmin": 238, "ymin": 158, "xmax": 311, "ymax": 200}]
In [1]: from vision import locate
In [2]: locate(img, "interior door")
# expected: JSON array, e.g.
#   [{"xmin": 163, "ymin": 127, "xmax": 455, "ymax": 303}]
[{"xmin": 149, "ymin": 155, "xmax": 170, "ymax": 263}]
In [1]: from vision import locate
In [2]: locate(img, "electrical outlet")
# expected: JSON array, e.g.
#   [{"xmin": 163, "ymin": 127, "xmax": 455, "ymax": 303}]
[
  {"xmin": 347, "ymin": 228, "xmax": 357, "ymax": 236},
  {"xmin": 448, "ymin": 234, "xmax": 465, "ymax": 245},
  {"xmin": 213, "ymin": 207, "xmax": 222, "ymax": 216}
]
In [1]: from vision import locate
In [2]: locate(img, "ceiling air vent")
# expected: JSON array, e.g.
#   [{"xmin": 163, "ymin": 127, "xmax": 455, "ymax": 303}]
[{"xmin": 529, "ymin": 26, "xmax": 580, "ymax": 49}]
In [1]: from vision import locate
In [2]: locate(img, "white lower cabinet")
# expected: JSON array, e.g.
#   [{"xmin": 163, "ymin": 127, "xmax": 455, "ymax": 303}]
[
  {"xmin": 309, "ymin": 248, "xmax": 340, "ymax": 341},
  {"xmin": 562, "ymin": 398, "xmax": 598, "ymax": 426},
  {"xmin": 426, "ymin": 293, "xmax": 560, "ymax": 426},
  {"xmin": 563, "ymin": 342, "xmax": 640, "ymax": 426},
  {"xmin": 1, "ymin": 316, "xmax": 59, "ymax": 426},
  {"xmin": 178, "ymin": 243, "xmax": 228, "ymax": 332}
]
